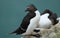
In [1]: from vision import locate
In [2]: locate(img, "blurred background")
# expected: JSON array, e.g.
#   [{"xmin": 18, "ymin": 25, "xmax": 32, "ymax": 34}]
[{"xmin": 0, "ymin": 0, "xmax": 60, "ymax": 38}]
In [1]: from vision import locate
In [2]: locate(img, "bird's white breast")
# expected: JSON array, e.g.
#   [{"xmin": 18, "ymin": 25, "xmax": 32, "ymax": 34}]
[
  {"xmin": 29, "ymin": 10, "xmax": 40, "ymax": 30},
  {"xmin": 30, "ymin": 10, "xmax": 40, "ymax": 24},
  {"xmin": 39, "ymin": 13, "xmax": 52, "ymax": 28},
  {"xmin": 25, "ymin": 10, "xmax": 40, "ymax": 35}
]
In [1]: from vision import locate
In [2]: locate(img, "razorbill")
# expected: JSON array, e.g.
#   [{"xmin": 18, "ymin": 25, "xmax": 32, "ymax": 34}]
[
  {"xmin": 39, "ymin": 9, "xmax": 58, "ymax": 29},
  {"xmin": 11, "ymin": 4, "xmax": 40, "ymax": 35}
]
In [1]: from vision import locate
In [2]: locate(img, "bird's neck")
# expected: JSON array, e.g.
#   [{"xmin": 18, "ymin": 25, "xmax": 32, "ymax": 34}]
[
  {"xmin": 35, "ymin": 10, "xmax": 40, "ymax": 16},
  {"xmin": 29, "ymin": 11, "xmax": 34, "ymax": 13}
]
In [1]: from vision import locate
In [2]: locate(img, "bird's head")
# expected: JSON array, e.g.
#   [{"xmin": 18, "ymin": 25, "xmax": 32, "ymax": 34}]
[
  {"xmin": 25, "ymin": 4, "xmax": 37, "ymax": 12},
  {"xmin": 41, "ymin": 9, "xmax": 53, "ymax": 15}
]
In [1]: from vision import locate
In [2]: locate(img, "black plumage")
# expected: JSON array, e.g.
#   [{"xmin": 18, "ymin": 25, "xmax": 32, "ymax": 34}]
[
  {"xmin": 11, "ymin": 4, "xmax": 37, "ymax": 35},
  {"xmin": 12, "ymin": 13, "xmax": 36, "ymax": 35}
]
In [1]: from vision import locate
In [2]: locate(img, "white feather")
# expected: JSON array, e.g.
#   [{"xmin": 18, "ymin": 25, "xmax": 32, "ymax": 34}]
[
  {"xmin": 22, "ymin": 10, "xmax": 40, "ymax": 35},
  {"xmin": 39, "ymin": 13, "xmax": 52, "ymax": 28}
]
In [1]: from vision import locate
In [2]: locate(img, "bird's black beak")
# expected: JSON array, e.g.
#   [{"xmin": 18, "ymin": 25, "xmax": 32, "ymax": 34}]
[
  {"xmin": 25, "ymin": 7, "xmax": 30, "ymax": 12},
  {"xmin": 25, "ymin": 9, "xmax": 28, "ymax": 12}
]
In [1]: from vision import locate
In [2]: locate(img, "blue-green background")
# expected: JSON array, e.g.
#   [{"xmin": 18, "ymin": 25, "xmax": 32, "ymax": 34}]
[{"xmin": 0, "ymin": 0, "xmax": 60, "ymax": 38}]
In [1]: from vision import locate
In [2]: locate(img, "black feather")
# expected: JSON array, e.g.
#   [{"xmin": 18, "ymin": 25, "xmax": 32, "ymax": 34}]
[{"xmin": 11, "ymin": 12, "xmax": 36, "ymax": 35}]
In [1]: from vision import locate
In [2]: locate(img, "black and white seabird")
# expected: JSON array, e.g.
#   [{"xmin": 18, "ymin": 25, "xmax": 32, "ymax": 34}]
[
  {"xmin": 11, "ymin": 4, "xmax": 40, "ymax": 35},
  {"xmin": 39, "ymin": 9, "xmax": 58, "ymax": 29}
]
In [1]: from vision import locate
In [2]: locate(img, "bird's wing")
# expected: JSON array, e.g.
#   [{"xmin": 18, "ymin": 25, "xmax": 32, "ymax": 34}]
[
  {"xmin": 49, "ymin": 13, "xmax": 58, "ymax": 25},
  {"xmin": 11, "ymin": 13, "xmax": 36, "ymax": 35}
]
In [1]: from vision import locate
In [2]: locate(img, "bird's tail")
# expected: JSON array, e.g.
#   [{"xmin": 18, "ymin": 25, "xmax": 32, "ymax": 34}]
[{"xmin": 10, "ymin": 28, "xmax": 25, "ymax": 35}]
